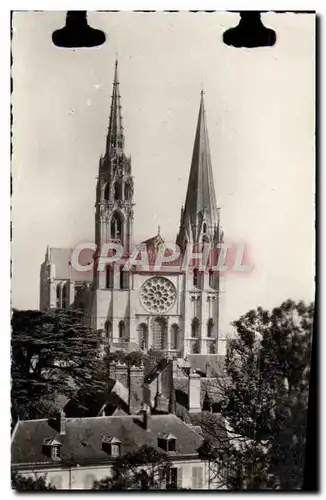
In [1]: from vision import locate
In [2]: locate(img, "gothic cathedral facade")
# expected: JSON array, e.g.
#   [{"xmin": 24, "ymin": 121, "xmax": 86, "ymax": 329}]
[{"xmin": 40, "ymin": 60, "xmax": 226, "ymax": 359}]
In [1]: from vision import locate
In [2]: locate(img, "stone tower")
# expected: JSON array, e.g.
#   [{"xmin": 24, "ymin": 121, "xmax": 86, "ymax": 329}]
[
  {"xmin": 177, "ymin": 91, "xmax": 225, "ymax": 356},
  {"xmin": 91, "ymin": 60, "xmax": 135, "ymax": 343}
]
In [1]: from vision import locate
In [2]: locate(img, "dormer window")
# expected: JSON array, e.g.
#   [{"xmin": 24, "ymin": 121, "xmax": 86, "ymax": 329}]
[
  {"xmin": 43, "ymin": 438, "xmax": 62, "ymax": 460},
  {"xmin": 52, "ymin": 445, "xmax": 60, "ymax": 459},
  {"xmin": 158, "ymin": 433, "xmax": 177, "ymax": 452},
  {"xmin": 102, "ymin": 436, "xmax": 121, "ymax": 457}
]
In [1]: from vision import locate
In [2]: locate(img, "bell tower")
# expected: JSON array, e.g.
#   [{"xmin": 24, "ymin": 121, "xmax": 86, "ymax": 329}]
[
  {"xmin": 177, "ymin": 91, "xmax": 226, "ymax": 356},
  {"xmin": 95, "ymin": 60, "xmax": 134, "ymax": 258}
]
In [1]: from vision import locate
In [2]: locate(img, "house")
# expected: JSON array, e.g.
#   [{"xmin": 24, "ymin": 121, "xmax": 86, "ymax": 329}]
[{"xmin": 11, "ymin": 410, "xmax": 212, "ymax": 490}]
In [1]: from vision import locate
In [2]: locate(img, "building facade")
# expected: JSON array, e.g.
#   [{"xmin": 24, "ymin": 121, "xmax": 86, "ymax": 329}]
[
  {"xmin": 11, "ymin": 412, "xmax": 212, "ymax": 490},
  {"xmin": 40, "ymin": 60, "xmax": 226, "ymax": 359}
]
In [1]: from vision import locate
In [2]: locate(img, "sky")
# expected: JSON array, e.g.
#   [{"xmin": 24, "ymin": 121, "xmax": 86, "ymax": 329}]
[{"xmin": 11, "ymin": 11, "xmax": 315, "ymax": 332}]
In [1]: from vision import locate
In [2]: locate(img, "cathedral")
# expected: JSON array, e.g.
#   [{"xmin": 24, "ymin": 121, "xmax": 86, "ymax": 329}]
[{"xmin": 40, "ymin": 60, "xmax": 226, "ymax": 359}]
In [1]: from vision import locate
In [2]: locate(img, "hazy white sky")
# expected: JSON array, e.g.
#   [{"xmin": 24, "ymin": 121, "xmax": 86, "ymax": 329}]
[{"xmin": 12, "ymin": 11, "xmax": 315, "ymax": 332}]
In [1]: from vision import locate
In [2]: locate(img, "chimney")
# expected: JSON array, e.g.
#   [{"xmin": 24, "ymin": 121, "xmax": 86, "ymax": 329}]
[
  {"xmin": 141, "ymin": 404, "xmax": 150, "ymax": 431},
  {"xmin": 58, "ymin": 409, "xmax": 67, "ymax": 435},
  {"xmin": 128, "ymin": 363, "xmax": 144, "ymax": 414},
  {"xmin": 115, "ymin": 361, "xmax": 128, "ymax": 387},
  {"xmin": 188, "ymin": 370, "xmax": 201, "ymax": 413}
]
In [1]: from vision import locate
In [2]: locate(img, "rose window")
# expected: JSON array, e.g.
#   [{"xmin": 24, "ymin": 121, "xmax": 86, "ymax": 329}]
[{"xmin": 140, "ymin": 277, "xmax": 176, "ymax": 313}]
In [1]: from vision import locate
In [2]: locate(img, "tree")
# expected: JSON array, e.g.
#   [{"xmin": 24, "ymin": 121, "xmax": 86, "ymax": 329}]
[
  {"xmin": 11, "ymin": 309, "xmax": 107, "ymax": 422},
  {"xmin": 11, "ymin": 471, "xmax": 56, "ymax": 490},
  {"xmin": 93, "ymin": 445, "xmax": 173, "ymax": 490},
  {"xmin": 198, "ymin": 300, "xmax": 313, "ymax": 490}
]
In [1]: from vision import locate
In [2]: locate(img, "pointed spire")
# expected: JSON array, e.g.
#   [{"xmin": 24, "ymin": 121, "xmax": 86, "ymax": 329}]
[
  {"xmin": 182, "ymin": 92, "xmax": 218, "ymax": 240},
  {"xmin": 45, "ymin": 245, "xmax": 50, "ymax": 263},
  {"xmin": 106, "ymin": 59, "xmax": 124, "ymax": 154}
]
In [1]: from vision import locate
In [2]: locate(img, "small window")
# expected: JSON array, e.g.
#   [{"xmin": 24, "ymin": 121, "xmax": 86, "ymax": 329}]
[
  {"xmin": 102, "ymin": 436, "xmax": 121, "ymax": 456},
  {"xmin": 168, "ymin": 468, "xmax": 178, "ymax": 489},
  {"xmin": 56, "ymin": 284, "xmax": 61, "ymax": 308},
  {"xmin": 52, "ymin": 445, "xmax": 60, "ymax": 459},
  {"xmin": 191, "ymin": 318, "xmax": 200, "ymax": 338},
  {"xmin": 207, "ymin": 318, "xmax": 214, "ymax": 338},
  {"xmin": 209, "ymin": 343, "xmax": 216, "ymax": 354},
  {"xmin": 111, "ymin": 443, "xmax": 120, "ymax": 457},
  {"xmin": 118, "ymin": 321, "xmax": 125, "ymax": 339},
  {"xmin": 114, "ymin": 181, "xmax": 123, "ymax": 201},
  {"xmin": 193, "ymin": 268, "xmax": 198, "ymax": 287},
  {"xmin": 106, "ymin": 266, "xmax": 113, "ymax": 289},
  {"xmin": 158, "ymin": 434, "xmax": 176, "ymax": 452},
  {"xmin": 209, "ymin": 270, "xmax": 214, "ymax": 288},
  {"xmin": 192, "ymin": 466, "xmax": 204, "ymax": 489}
]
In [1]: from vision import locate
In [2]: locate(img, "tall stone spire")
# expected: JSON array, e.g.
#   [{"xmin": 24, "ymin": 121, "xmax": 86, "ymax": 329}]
[
  {"xmin": 105, "ymin": 59, "xmax": 124, "ymax": 155},
  {"xmin": 177, "ymin": 91, "xmax": 219, "ymax": 247}
]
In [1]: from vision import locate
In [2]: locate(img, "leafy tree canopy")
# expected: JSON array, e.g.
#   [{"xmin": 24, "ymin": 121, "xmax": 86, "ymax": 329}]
[
  {"xmin": 11, "ymin": 308, "xmax": 106, "ymax": 422},
  {"xmin": 11, "ymin": 471, "xmax": 56, "ymax": 491},
  {"xmin": 93, "ymin": 445, "xmax": 173, "ymax": 490},
  {"xmin": 199, "ymin": 300, "xmax": 314, "ymax": 490}
]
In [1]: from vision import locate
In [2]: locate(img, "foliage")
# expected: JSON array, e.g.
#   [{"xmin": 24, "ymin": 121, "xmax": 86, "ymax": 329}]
[
  {"xmin": 11, "ymin": 308, "xmax": 106, "ymax": 422},
  {"xmin": 199, "ymin": 300, "xmax": 313, "ymax": 490},
  {"xmin": 93, "ymin": 445, "xmax": 173, "ymax": 490},
  {"xmin": 11, "ymin": 471, "xmax": 56, "ymax": 490}
]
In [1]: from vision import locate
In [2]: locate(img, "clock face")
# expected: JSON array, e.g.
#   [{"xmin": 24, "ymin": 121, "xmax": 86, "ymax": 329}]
[{"xmin": 140, "ymin": 277, "xmax": 176, "ymax": 313}]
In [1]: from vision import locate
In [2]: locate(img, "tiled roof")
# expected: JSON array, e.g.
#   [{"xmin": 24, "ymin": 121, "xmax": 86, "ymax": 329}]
[
  {"xmin": 186, "ymin": 354, "xmax": 225, "ymax": 377},
  {"xmin": 11, "ymin": 414, "xmax": 204, "ymax": 466},
  {"xmin": 188, "ymin": 412, "xmax": 228, "ymax": 445},
  {"xmin": 46, "ymin": 247, "xmax": 94, "ymax": 282}
]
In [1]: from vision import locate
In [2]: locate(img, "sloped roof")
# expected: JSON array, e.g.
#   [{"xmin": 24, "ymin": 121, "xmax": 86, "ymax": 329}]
[
  {"xmin": 45, "ymin": 247, "xmax": 94, "ymax": 282},
  {"xmin": 186, "ymin": 354, "xmax": 225, "ymax": 377},
  {"xmin": 12, "ymin": 414, "xmax": 204, "ymax": 466},
  {"xmin": 174, "ymin": 377, "xmax": 223, "ymax": 409}
]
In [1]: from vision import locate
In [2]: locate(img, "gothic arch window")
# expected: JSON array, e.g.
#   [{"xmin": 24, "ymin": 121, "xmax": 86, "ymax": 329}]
[
  {"xmin": 209, "ymin": 269, "xmax": 214, "ymax": 288},
  {"xmin": 119, "ymin": 266, "xmax": 128, "ymax": 289},
  {"xmin": 193, "ymin": 268, "xmax": 199, "ymax": 287},
  {"xmin": 106, "ymin": 265, "xmax": 114, "ymax": 289},
  {"xmin": 203, "ymin": 223, "xmax": 207, "ymax": 234},
  {"xmin": 105, "ymin": 320, "xmax": 112, "ymax": 341},
  {"xmin": 104, "ymin": 182, "xmax": 110, "ymax": 200},
  {"xmin": 110, "ymin": 212, "xmax": 123, "ymax": 240},
  {"xmin": 114, "ymin": 181, "xmax": 123, "ymax": 201},
  {"xmin": 170, "ymin": 324, "xmax": 179, "ymax": 350},
  {"xmin": 207, "ymin": 318, "xmax": 214, "ymax": 337},
  {"xmin": 56, "ymin": 284, "xmax": 61, "ymax": 308},
  {"xmin": 62, "ymin": 282, "xmax": 68, "ymax": 309},
  {"xmin": 138, "ymin": 323, "xmax": 148, "ymax": 350},
  {"xmin": 209, "ymin": 343, "xmax": 216, "ymax": 354},
  {"xmin": 152, "ymin": 317, "xmax": 167, "ymax": 350},
  {"xmin": 191, "ymin": 317, "xmax": 200, "ymax": 338},
  {"xmin": 191, "ymin": 340, "xmax": 200, "ymax": 354},
  {"xmin": 124, "ymin": 182, "xmax": 132, "ymax": 201},
  {"xmin": 118, "ymin": 321, "xmax": 125, "ymax": 339}
]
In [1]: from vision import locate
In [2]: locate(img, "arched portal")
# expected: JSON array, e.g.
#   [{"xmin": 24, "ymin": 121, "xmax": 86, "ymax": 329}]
[{"xmin": 152, "ymin": 317, "xmax": 167, "ymax": 350}]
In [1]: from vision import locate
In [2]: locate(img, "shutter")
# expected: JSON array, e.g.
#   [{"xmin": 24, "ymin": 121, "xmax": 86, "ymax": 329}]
[
  {"xmin": 197, "ymin": 467, "xmax": 204, "ymax": 489},
  {"xmin": 192, "ymin": 466, "xmax": 203, "ymax": 489},
  {"xmin": 177, "ymin": 467, "xmax": 183, "ymax": 489}
]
